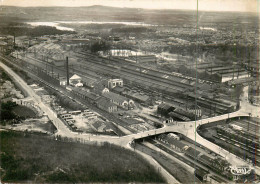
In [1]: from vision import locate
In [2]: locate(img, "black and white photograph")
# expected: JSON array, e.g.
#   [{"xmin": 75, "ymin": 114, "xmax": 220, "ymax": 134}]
[{"xmin": 0, "ymin": 0, "xmax": 259, "ymax": 183}]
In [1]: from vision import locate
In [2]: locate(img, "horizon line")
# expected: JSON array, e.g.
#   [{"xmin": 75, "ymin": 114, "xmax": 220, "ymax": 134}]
[{"xmin": 0, "ymin": 5, "xmax": 258, "ymax": 14}]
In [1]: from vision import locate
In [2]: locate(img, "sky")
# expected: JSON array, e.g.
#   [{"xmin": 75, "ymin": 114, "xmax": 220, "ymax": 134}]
[{"xmin": 0, "ymin": 0, "xmax": 259, "ymax": 12}]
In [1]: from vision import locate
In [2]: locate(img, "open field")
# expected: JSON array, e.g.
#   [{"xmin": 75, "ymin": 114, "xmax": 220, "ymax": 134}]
[{"xmin": 0, "ymin": 131, "xmax": 164, "ymax": 183}]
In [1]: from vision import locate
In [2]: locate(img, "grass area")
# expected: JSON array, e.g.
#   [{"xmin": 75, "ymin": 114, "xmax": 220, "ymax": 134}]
[
  {"xmin": 12, "ymin": 119, "xmax": 57, "ymax": 134},
  {"xmin": 0, "ymin": 131, "xmax": 164, "ymax": 183},
  {"xmin": 12, "ymin": 105, "xmax": 36, "ymax": 118},
  {"xmin": 36, "ymin": 121, "xmax": 57, "ymax": 134},
  {"xmin": 1, "ymin": 102, "xmax": 38, "ymax": 125}
]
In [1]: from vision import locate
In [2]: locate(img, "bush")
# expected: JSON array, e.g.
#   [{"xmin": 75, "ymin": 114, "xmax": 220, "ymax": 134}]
[{"xmin": 0, "ymin": 101, "xmax": 18, "ymax": 122}]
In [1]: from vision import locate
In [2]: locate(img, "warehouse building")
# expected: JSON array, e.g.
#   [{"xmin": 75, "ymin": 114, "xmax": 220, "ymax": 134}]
[
  {"xmin": 102, "ymin": 91, "xmax": 134, "ymax": 109},
  {"xmin": 96, "ymin": 97, "xmax": 118, "ymax": 113}
]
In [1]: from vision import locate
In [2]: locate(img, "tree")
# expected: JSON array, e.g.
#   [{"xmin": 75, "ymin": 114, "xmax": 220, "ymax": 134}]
[
  {"xmin": 153, "ymin": 122, "xmax": 162, "ymax": 128},
  {"xmin": 90, "ymin": 41, "xmax": 111, "ymax": 53},
  {"xmin": 0, "ymin": 101, "xmax": 18, "ymax": 122}
]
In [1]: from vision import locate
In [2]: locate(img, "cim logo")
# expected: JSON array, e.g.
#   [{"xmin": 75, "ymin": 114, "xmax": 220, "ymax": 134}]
[{"xmin": 230, "ymin": 166, "xmax": 252, "ymax": 175}]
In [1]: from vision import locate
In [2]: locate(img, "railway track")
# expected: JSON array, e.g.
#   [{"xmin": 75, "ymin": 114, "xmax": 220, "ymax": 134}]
[
  {"xmin": 75, "ymin": 52, "xmax": 191, "ymax": 92},
  {"xmin": 76, "ymin": 51, "xmax": 213, "ymax": 85},
  {"xmin": 24, "ymin": 55, "xmax": 99, "ymax": 81},
  {"xmin": 83, "ymin": 59, "xmax": 184, "ymax": 93}
]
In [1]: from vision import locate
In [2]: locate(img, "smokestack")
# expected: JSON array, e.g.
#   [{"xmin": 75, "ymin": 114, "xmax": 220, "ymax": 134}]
[{"xmin": 66, "ymin": 56, "xmax": 69, "ymax": 85}]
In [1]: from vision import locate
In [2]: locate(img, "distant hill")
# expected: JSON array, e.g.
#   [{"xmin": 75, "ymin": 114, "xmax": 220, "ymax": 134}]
[{"xmin": 0, "ymin": 5, "xmax": 258, "ymax": 26}]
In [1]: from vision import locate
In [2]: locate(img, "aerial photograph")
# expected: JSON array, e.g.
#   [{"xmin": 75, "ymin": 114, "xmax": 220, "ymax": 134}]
[{"xmin": 0, "ymin": 0, "xmax": 259, "ymax": 183}]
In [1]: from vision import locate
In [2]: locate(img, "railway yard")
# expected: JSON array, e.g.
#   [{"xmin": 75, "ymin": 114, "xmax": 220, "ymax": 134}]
[
  {"xmin": 1, "ymin": 30, "xmax": 259, "ymax": 184},
  {"xmin": 17, "ymin": 48, "xmax": 240, "ymax": 120}
]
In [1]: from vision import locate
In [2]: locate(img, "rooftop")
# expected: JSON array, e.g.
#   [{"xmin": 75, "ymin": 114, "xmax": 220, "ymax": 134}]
[
  {"xmin": 128, "ymin": 92, "xmax": 150, "ymax": 102},
  {"xmin": 185, "ymin": 147, "xmax": 201, "ymax": 158},
  {"xmin": 112, "ymin": 86, "xmax": 128, "ymax": 93},
  {"xmin": 158, "ymin": 103, "xmax": 173, "ymax": 111},
  {"xmin": 103, "ymin": 92, "xmax": 128, "ymax": 103},
  {"xmin": 108, "ymin": 79, "xmax": 123, "ymax": 82},
  {"xmin": 96, "ymin": 96, "xmax": 117, "ymax": 109},
  {"xmin": 165, "ymin": 137, "xmax": 186, "ymax": 149},
  {"xmin": 70, "ymin": 74, "xmax": 82, "ymax": 80}
]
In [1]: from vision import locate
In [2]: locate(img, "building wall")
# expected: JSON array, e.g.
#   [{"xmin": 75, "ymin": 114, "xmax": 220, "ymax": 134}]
[
  {"xmin": 108, "ymin": 79, "xmax": 123, "ymax": 89},
  {"xmin": 97, "ymin": 104, "xmax": 117, "ymax": 113},
  {"xmin": 108, "ymin": 106, "xmax": 118, "ymax": 113}
]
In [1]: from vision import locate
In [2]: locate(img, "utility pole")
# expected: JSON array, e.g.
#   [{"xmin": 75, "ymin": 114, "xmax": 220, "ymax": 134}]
[
  {"xmin": 232, "ymin": 66, "xmax": 235, "ymax": 80},
  {"xmin": 66, "ymin": 56, "xmax": 69, "ymax": 86},
  {"xmin": 13, "ymin": 34, "xmax": 16, "ymax": 48},
  {"xmin": 52, "ymin": 65, "xmax": 54, "ymax": 78}
]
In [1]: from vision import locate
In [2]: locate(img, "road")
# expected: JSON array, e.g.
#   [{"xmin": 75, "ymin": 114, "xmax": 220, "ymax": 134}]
[
  {"xmin": 1, "ymin": 56, "xmax": 259, "ymax": 180},
  {"xmin": 126, "ymin": 143, "xmax": 181, "ymax": 184}
]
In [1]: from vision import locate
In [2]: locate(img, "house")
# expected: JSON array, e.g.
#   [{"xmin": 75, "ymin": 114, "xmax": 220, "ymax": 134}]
[
  {"xmin": 158, "ymin": 134, "xmax": 186, "ymax": 152},
  {"xmin": 102, "ymin": 88, "xmax": 109, "ymax": 93},
  {"xmin": 96, "ymin": 97, "xmax": 118, "ymax": 113},
  {"xmin": 108, "ymin": 79, "xmax": 123, "ymax": 89},
  {"xmin": 93, "ymin": 85, "xmax": 109, "ymax": 95},
  {"xmin": 69, "ymin": 74, "xmax": 82, "ymax": 86},
  {"xmin": 92, "ymin": 79, "xmax": 109, "ymax": 95},
  {"xmin": 102, "ymin": 92, "xmax": 134, "ymax": 109},
  {"xmin": 167, "ymin": 138, "xmax": 186, "ymax": 152},
  {"xmin": 59, "ymin": 77, "xmax": 67, "ymax": 86}
]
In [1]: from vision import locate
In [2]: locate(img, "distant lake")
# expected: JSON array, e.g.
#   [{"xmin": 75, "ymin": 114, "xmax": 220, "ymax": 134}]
[
  {"xmin": 27, "ymin": 22, "xmax": 75, "ymax": 31},
  {"xmin": 199, "ymin": 27, "xmax": 217, "ymax": 31},
  {"xmin": 27, "ymin": 21, "xmax": 155, "ymax": 31}
]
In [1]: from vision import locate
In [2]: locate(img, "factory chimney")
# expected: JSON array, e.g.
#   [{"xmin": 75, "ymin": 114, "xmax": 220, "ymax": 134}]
[{"xmin": 66, "ymin": 56, "xmax": 69, "ymax": 85}]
